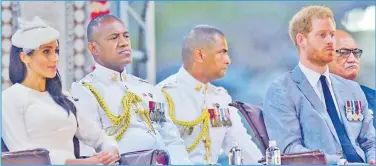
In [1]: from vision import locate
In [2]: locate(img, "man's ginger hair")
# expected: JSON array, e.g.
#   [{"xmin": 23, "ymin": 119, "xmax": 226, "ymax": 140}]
[{"xmin": 289, "ymin": 5, "xmax": 336, "ymax": 46}]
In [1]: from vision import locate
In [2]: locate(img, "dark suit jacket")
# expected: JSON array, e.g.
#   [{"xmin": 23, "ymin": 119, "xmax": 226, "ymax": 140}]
[{"xmin": 360, "ymin": 85, "xmax": 376, "ymax": 128}]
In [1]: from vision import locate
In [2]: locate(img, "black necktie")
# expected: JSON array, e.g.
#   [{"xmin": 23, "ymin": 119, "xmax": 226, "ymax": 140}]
[{"xmin": 319, "ymin": 75, "xmax": 362, "ymax": 162}]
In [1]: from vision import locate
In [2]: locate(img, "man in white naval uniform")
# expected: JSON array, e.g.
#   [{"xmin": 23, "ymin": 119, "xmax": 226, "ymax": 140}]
[
  {"xmin": 157, "ymin": 25, "xmax": 262, "ymax": 164},
  {"xmin": 70, "ymin": 14, "xmax": 192, "ymax": 164}
]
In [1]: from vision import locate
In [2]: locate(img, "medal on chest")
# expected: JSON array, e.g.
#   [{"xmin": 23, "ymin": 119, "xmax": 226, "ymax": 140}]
[
  {"xmin": 345, "ymin": 100, "xmax": 363, "ymax": 122},
  {"xmin": 208, "ymin": 103, "xmax": 232, "ymax": 127},
  {"xmin": 148, "ymin": 101, "xmax": 167, "ymax": 124}
]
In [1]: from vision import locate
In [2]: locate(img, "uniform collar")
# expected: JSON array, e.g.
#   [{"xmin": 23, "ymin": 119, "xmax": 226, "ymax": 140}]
[
  {"xmin": 94, "ymin": 63, "xmax": 127, "ymax": 82},
  {"xmin": 299, "ymin": 62, "xmax": 332, "ymax": 87},
  {"xmin": 176, "ymin": 66, "xmax": 209, "ymax": 93}
]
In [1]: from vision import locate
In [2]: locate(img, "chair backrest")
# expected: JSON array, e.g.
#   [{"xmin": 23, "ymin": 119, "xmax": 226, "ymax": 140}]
[
  {"xmin": 2, "ymin": 137, "xmax": 80, "ymax": 158},
  {"xmin": 73, "ymin": 136, "xmax": 81, "ymax": 158},
  {"xmin": 1, "ymin": 138, "xmax": 9, "ymax": 152},
  {"xmin": 232, "ymin": 101, "xmax": 328, "ymax": 165},
  {"xmin": 2, "ymin": 148, "xmax": 51, "ymax": 164},
  {"xmin": 230, "ymin": 101, "xmax": 269, "ymax": 155},
  {"xmin": 2, "ymin": 138, "xmax": 51, "ymax": 165},
  {"xmin": 119, "ymin": 149, "xmax": 170, "ymax": 165}
]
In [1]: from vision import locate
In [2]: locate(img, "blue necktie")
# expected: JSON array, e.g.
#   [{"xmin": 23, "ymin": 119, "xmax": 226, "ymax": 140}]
[{"xmin": 319, "ymin": 75, "xmax": 362, "ymax": 162}]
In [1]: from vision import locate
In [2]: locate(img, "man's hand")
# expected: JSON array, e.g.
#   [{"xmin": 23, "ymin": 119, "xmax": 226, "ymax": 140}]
[
  {"xmin": 369, "ymin": 160, "xmax": 375, "ymax": 165},
  {"xmin": 94, "ymin": 147, "xmax": 119, "ymax": 165},
  {"xmin": 82, "ymin": 156, "xmax": 102, "ymax": 164},
  {"xmin": 65, "ymin": 156, "xmax": 102, "ymax": 165}
]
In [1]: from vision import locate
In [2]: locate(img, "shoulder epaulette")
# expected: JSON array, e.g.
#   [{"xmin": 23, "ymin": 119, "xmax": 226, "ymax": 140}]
[
  {"xmin": 128, "ymin": 74, "xmax": 150, "ymax": 84},
  {"xmin": 79, "ymin": 73, "xmax": 96, "ymax": 84},
  {"xmin": 211, "ymin": 84, "xmax": 228, "ymax": 95}
]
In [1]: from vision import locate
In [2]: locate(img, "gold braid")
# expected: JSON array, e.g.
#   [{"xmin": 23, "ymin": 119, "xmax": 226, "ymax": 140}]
[
  {"xmin": 162, "ymin": 88, "xmax": 212, "ymax": 163},
  {"xmin": 82, "ymin": 83, "xmax": 140, "ymax": 142}
]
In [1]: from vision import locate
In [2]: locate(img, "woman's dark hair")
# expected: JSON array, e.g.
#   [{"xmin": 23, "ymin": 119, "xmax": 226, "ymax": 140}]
[{"xmin": 9, "ymin": 44, "xmax": 76, "ymax": 116}]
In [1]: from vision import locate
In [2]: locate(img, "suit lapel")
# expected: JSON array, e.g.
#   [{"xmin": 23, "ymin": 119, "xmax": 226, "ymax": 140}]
[
  {"xmin": 291, "ymin": 66, "xmax": 340, "ymax": 144},
  {"xmin": 330, "ymin": 75, "xmax": 347, "ymax": 122}
]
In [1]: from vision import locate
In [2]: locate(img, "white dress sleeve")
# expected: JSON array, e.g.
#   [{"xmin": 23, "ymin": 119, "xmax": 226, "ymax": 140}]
[
  {"xmin": 2, "ymin": 91, "xmax": 35, "ymax": 151},
  {"xmin": 2, "ymin": 89, "xmax": 68, "ymax": 164}
]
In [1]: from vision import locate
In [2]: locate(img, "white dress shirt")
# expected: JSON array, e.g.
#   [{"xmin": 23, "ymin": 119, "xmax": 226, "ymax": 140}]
[
  {"xmin": 70, "ymin": 63, "xmax": 192, "ymax": 165},
  {"xmin": 299, "ymin": 62, "xmax": 342, "ymax": 122},
  {"xmin": 157, "ymin": 66, "xmax": 263, "ymax": 164},
  {"xmin": 2, "ymin": 83, "xmax": 118, "ymax": 164}
]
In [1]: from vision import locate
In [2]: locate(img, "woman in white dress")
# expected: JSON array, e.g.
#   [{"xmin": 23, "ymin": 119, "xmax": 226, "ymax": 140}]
[{"xmin": 2, "ymin": 16, "xmax": 119, "ymax": 165}]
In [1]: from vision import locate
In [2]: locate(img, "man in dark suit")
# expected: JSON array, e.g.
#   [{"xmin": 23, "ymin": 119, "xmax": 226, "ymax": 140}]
[{"xmin": 329, "ymin": 29, "xmax": 376, "ymax": 129}]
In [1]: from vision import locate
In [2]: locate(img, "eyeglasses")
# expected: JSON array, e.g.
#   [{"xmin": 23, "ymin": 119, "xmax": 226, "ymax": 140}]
[{"xmin": 335, "ymin": 48, "xmax": 363, "ymax": 59}]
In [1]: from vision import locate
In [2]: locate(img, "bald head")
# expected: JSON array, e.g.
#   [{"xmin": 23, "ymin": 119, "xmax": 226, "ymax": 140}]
[
  {"xmin": 335, "ymin": 29, "xmax": 357, "ymax": 49},
  {"xmin": 87, "ymin": 14, "xmax": 123, "ymax": 42},
  {"xmin": 182, "ymin": 25, "xmax": 225, "ymax": 63}
]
